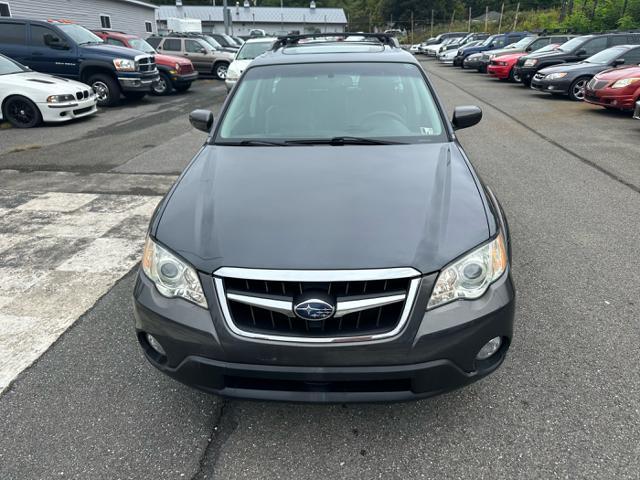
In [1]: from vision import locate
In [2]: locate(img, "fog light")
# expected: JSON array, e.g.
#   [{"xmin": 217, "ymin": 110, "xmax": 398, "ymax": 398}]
[
  {"xmin": 476, "ymin": 337, "xmax": 502, "ymax": 360},
  {"xmin": 146, "ymin": 333, "xmax": 166, "ymax": 356}
]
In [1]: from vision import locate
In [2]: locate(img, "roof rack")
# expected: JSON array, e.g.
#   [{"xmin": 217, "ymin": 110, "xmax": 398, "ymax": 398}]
[{"xmin": 271, "ymin": 32, "xmax": 400, "ymax": 50}]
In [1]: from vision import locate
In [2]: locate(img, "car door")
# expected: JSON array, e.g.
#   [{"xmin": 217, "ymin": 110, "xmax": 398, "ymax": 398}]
[
  {"xmin": 28, "ymin": 23, "xmax": 79, "ymax": 78},
  {"xmin": 184, "ymin": 39, "xmax": 212, "ymax": 72},
  {"xmin": 526, "ymin": 37, "xmax": 549, "ymax": 53},
  {"xmin": 0, "ymin": 20, "xmax": 29, "ymax": 65}
]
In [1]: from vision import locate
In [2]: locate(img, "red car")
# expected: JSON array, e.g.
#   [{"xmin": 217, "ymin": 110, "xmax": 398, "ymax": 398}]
[
  {"xmin": 584, "ymin": 65, "xmax": 640, "ymax": 112},
  {"xmin": 488, "ymin": 44, "xmax": 560, "ymax": 82},
  {"xmin": 94, "ymin": 30, "xmax": 198, "ymax": 95}
]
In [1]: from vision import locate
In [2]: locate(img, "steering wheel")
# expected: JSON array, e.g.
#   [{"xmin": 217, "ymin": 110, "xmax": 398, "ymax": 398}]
[{"xmin": 361, "ymin": 110, "xmax": 407, "ymax": 127}]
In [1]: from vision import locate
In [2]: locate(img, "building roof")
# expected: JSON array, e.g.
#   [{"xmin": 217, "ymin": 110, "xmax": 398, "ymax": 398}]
[
  {"xmin": 156, "ymin": 5, "xmax": 347, "ymax": 25},
  {"xmin": 121, "ymin": 0, "xmax": 157, "ymax": 9}
]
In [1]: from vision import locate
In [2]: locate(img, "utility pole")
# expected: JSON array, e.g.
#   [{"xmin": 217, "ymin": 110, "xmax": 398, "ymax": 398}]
[
  {"xmin": 513, "ymin": 2, "xmax": 520, "ymax": 30},
  {"xmin": 449, "ymin": 10, "xmax": 455, "ymax": 31},
  {"xmin": 484, "ymin": 6, "xmax": 489, "ymax": 32},
  {"xmin": 430, "ymin": 9, "xmax": 434, "ymax": 37},
  {"xmin": 222, "ymin": 0, "xmax": 229, "ymax": 34},
  {"xmin": 468, "ymin": 6, "xmax": 471, "ymax": 32},
  {"xmin": 497, "ymin": 2, "xmax": 504, "ymax": 34},
  {"xmin": 410, "ymin": 11, "xmax": 414, "ymax": 45},
  {"xmin": 368, "ymin": 11, "xmax": 372, "ymax": 33}
]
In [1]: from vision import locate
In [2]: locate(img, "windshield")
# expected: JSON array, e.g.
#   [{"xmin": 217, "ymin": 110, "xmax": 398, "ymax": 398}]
[
  {"xmin": 510, "ymin": 36, "xmax": 535, "ymax": 49},
  {"xmin": 481, "ymin": 35, "xmax": 497, "ymax": 46},
  {"xmin": 586, "ymin": 47, "xmax": 625, "ymax": 64},
  {"xmin": 237, "ymin": 41, "xmax": 274, "ymax": 60},
  {"xmin": 0, "ymin": 55, "xmax": 26, "ymax": 75},
  {"xmin": 216, "ymin": 62, "xmax": 446, "ymax": 145},
  {"xmin": 559, "ymin": 36, "xmax": 589, "ymax": 52},
  {"xmin": 57, "ymin": 24, "xmax": 103, "ymax": 45},
  {"xmin": 202, "ymin": 35, "xmax": 222, "ymax": 49},
  {"xmin": 128, "ymin": 37, "xmax": 155, "ymax": 54}
]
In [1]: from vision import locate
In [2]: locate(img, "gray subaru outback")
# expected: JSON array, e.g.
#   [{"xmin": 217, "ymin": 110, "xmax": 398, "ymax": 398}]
[{"xmin": 134, "ymin": 34, "xmax": 515, "ymax": 403}]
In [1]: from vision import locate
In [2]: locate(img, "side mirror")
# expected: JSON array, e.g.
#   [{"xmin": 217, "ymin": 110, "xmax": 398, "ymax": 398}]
[
  {"xmin": 199, "ymin": 48, "xmax": 207, "ymax": 54},
  {"xmin": 190, "ymin": 109, "xmax": 214, "ymax": 133},
  {"xmin": 612, "ymin": 58, "xmax": 625, "ymax": 66},
  {"xmin": 452, "ymin": 105, "xmax": 482, "ymax": 130},
  {"xmin": 575, "ymin": 49, "xmax": 587, "ymax": 57}
]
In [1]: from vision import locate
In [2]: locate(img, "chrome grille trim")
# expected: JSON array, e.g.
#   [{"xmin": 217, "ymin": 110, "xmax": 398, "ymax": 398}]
[{"xmin": 213, "ymin": 268, "xmax": 421, "ymax": 344}]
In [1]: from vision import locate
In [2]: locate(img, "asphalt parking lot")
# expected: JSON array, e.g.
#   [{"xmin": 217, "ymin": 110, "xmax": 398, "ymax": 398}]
[{"xmin": 1, "ymin": 61, "xmax": 639, "ymax": 480}]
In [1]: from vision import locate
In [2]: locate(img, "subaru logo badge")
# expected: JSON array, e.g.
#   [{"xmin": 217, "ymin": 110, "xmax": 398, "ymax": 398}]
[{"xmin": 294, "ymin": 299, "xmax": 335, "ymax": 321}]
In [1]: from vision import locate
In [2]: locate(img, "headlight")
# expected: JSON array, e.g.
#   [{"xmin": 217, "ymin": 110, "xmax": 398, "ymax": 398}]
[
  {"xmin": 497, "ymin": 61, "xmax": 508, "ymax": 66},
  {"xmin": 489, "ymin": 54, "xmax": 496, "ymax": 60},
  {"xmin": 524, "ymin": 58, "xmax": 538, "ymax": 67},
  {"xmin": 226, "ymin": 69, "xmax": 239, "ymax": 81},
  {"xmin": 611, "ymin": 77, "xmax": 640, "ymax": 89},
  {"xmin": 141, "ymin": 236, "xmax": 208, "ymax": 308},
  {"xmin": 46, "ymin": 94, "xmax": 76, "ymax": 103},
  {"xmin": 175, "ymin": 62, "xmax": 180, "ymax": 71},
  {"xmin": 113, "ymin": 58, "xmax": 136, "ymax": 71},
  {"xmin": 546, "ymin": 72, "xmax": 567, "ymax": 80},
  {"xmin": 427, "ymin": 232, "xmax": 508, "ymax": 310}
]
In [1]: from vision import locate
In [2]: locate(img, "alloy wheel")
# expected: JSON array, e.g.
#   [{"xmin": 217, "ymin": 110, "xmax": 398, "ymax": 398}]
[
  {"xmin": 216, "ymin": 64, "xmax": 228, "ymax": 80},
  {"xmin": 7, "ymin": 99, "xmax": 36, "ymax": 126},
  {"xmin": 153, "ymin": 77, "xmax": 169, "ymax": 95},
  {"xmin": 573, "ymin": 79, "xmax": 587, "ymax": 101},
  {"xmin": 92, "ymin": 81, "xmax": 109, "ymax": 102}
]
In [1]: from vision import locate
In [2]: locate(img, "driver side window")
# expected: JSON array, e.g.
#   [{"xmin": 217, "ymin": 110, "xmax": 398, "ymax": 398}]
[
  {"xmin": 581, "ymin": 37, "xmax": 607, "ymax": 56},
  {"xmin": 186, "ymin": 39, "xmax": 205, "ymax": 53},
  {"xmin": 30, "ymin": 25, "xmax": 64, "ymax": 48}
]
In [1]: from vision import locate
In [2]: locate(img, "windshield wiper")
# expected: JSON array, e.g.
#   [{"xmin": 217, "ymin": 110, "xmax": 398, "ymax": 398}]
[
  {"xmin": 285, "ymin": 136, "xmax": 403, "ymax": 146},
  {"xmin": 218, "ymin": 140, "xmax": 288, "ymax": 146}
]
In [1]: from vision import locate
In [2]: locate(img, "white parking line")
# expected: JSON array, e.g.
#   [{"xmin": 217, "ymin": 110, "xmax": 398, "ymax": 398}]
[{"xmin": 0, "ymin": 190, "xmax": 160, "ymax": 392}]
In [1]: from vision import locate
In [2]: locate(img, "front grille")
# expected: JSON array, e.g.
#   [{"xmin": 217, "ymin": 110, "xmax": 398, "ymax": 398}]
[
  {"xmin": 516, "ymin": 57, "xmax": 526, "ymax": 67},
  {"xmin": 76, "ymin": 90, "xmax": 89, "ymax": 100},
  {"xmin": 180, "ymin": 63, "xmax": 194, "ymax": 74},
  {"xmin": 589, "ymin": 79, "xmax": 608, "ymax": 90},
  {"xmin": 73, "ymin": 106, "xmax": 93, "ymax": 115},
  {"xmin": 534, "ymin": 73, "xmax": 545, "ymax": 81},
  {"xmin": 137, "ymin": 55, "xmax": 156, "ymax": 72},
  {"xmin": 215, "ymin": 269, "xmax": 420, "ymax": 342}
]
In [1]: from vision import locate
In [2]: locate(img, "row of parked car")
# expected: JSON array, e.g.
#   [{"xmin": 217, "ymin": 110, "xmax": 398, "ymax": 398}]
[
  {"xmin": 0, "ymin": 17, "xmax": 274, "ymax": 128},
  {"xmin": 414, "ymin": 29, "xmax": 640, "ymax": 120}
]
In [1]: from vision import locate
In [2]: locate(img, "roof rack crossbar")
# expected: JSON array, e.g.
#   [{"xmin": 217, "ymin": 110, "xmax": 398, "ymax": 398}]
[{"xmin": 271, "ymin": 32, "xmax": 399, "ymax": 50}]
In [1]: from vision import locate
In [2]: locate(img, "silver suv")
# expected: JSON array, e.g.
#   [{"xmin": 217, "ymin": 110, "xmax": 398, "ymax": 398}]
[{"xmin": 149, "ymin": 35, "xmax": 233, "ymax": 79}]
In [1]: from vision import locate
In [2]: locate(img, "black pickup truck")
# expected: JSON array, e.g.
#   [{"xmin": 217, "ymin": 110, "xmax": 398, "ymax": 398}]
[
  {"xmin": 514, "ymin": 33, "xmax": 640, "ymax": 86},
  {"xmin": 0, "ymin": 18, "xmax": 159, "ymax": 106}
]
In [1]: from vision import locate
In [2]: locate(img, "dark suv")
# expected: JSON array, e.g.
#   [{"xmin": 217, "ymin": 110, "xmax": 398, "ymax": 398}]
[
  {"xmin": 455, "ymin": 32, "xmax": 530, "ymax": 68},
  {"xmin": 514, "ymin": 33, "xmax": 640, "ymax": 86},
  {"xmin": 0, "ymin": 18, "xmax": 158, "ymax": 106},
  {"xmin": 134, "ymin": 34, "xmax": 515, "ymax": 403}
]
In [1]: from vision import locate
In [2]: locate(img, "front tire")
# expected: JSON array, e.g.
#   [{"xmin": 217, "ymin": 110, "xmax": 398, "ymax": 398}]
[
  {"xmin": 214, "ymin": 62, "xmax": 229, "ymax": 80},
  {"xmin": 174, "ymin": 82, "xmax": 192, "ymax": 92},
  {"xmin": 151, "ymin": 72, "xmax": 173, "ymax": 96},
  {"xmin": 88, "ymin": 73, "xmax": 121, "ymax": 107},
  {"xmin": 569, "ymin": 77, "xmax": 590, "ymax": 101},
  {"xmin": 2, "ymin": 95, "xmax": 42, "ymax": 128}
]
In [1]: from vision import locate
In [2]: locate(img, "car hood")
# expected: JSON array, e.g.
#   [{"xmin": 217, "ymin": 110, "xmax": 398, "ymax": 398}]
[
  {"xmin": 539, "ymin": 61, "xmax": 608, "ymax": 75},
  {"xmin": 82, "ymin": 43, "xmax": 148, "ymax": 58},
  {"xmin": 526, "ymin": 49, "xmax": 568, "ymax": 60},
  {"xmin": 155, "ymin": 53, "xmax": 191, "ymax": 66},
  {"xmin": 228, "ymin": 59, "xmax": 251, "ymax": 74},
  {"xmin": 4, "ymin": 71, "xmax": 90, "ymax": 93},
  {"xmin": 499, "ymin": 52, "xmax": 526, "ymax": 62},
  {"xmin": 593, "ymin": 65, "xmax": 640, "ymax": 82},
  {"xmin": 487, "ymin": 47, "xmax": 521, "ymax": 57},
  {"xmin": 155, "ymin": 143, "xmax": 490, "ymax": 275}
]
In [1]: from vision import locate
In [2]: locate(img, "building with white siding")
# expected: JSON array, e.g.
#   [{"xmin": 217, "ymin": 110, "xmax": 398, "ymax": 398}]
[
  {"xmin": 156, "ymin": 3, "xmax": 347, "ymax": 37},
  {"xmin": 0, "ymin": 0, "xmax": 157, "ymax": 37}
]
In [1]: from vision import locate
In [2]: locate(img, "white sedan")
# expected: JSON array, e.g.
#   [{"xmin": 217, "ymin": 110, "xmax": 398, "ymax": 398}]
[
  {"xmin": 225, "ymin": 37, "xmax": 276, "ymax": 92},
  {"xmin": 0, "ymin": 54, "xmax": 97, "ymax": 128}
]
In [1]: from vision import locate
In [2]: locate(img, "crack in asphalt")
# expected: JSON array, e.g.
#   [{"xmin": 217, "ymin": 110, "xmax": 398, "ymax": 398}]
[
  {"xmin": 191, "ymin": 399, "xmax": 238, "ymax": 480},
  {"xmin": 427, "ymin": 66, "xmax": 640, "ymax": 195}
]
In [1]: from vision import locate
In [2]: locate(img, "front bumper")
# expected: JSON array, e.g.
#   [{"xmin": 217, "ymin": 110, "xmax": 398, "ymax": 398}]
[
  {"xmin": 118, "ymin": 71, "xmax": 160, "ymax": 92},
  {"xmin": 584, "ymin": 88, "xmax": 638, "ymax": 111},
  {"xmin": 172, "ymin": 71, "xmax": 198, "ymax": 85},
  {"xmin": 514, "ymin": 66, "xmax": 535, "ymax": 84},
  {"xmin": 488, "ymin": 64, "xmax": 511, "ymax": 79},
  {"xmin": 464, "ymin": 57, "xmax": 483, "ymax": 69},
  {"xmin": 40, "ymin": 96, "xmax": 98, "ymax": 123},
  {"xmin": 133, "ymin": 265, "xmax": 516, "ymax": 403},
  {"xmin": 530, "ymin": 76, "xmax": 571, "ymax": 95}
]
